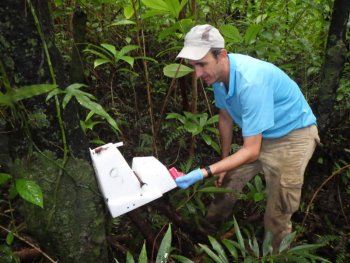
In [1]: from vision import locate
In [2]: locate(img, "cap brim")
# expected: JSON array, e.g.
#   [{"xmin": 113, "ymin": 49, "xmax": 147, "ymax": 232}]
[{"xmin": 176, "ymin": 46, "xmax": 210, "ymax": 60}]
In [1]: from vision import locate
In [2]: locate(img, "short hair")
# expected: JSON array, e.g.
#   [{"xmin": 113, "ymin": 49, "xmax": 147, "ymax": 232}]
[{"xmin": 210, "ymin": 48, "xmax": 223, "ymax": 58}]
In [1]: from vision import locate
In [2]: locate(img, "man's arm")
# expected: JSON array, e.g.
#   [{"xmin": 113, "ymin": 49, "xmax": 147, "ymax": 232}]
[
  {"xmin": 219, "ymin": 109, "xmax": 233, "ymax": 158},
  {"xmin": 202, "ymin": 133, "xmax": 262, "ymax": 185}
]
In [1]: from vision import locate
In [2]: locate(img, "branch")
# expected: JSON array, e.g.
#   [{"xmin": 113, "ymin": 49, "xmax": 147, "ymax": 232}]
[{"xmin": 0, "ymin": 224, "xmax": 58, "ymax": 263}]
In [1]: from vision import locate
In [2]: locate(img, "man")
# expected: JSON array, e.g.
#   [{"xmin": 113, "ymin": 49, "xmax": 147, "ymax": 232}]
[{"xmin": 175, "ymin": 24, "xmax": 320, "ymax": 250}]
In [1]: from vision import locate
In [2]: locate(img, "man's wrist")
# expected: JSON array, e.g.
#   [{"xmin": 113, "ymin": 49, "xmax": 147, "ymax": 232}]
[{"xmin": 204, "ymin": 166, "xmax": 213, "ymax": 178}]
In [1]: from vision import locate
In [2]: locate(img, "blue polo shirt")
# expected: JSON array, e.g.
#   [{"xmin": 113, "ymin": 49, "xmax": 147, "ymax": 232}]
[{"xmin": 213, "ymin": 54, "xmax": 316, "ymax": 139}]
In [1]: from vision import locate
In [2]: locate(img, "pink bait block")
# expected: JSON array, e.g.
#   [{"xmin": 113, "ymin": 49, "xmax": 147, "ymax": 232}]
[{"xmin": 168, "ymin": 167, "xmax": 184, "ymax": 180}]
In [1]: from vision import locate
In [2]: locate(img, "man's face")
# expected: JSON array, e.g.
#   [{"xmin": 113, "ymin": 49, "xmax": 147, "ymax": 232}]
[{"xmin": 189, "ymin": 50, "xmax": 224, "ymax": 85}]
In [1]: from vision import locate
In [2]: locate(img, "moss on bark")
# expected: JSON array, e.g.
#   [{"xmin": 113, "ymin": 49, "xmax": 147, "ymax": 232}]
[{"xmin": 12, "ymin": 151, "xmax": 108, "ymax": 262}]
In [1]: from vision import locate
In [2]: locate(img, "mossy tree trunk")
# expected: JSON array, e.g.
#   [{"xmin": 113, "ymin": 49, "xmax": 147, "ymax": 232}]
[
  {"xmin": 0, "ymin": 1, "xmax": 109, "ymax": 262},
  {"xmin": 316, "ymin": 0, "xmax": 350, "ymax": 138}
]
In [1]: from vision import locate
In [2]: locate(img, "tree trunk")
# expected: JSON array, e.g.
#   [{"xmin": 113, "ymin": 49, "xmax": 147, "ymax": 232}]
[
  {"xmin": 0, "ymin": 1, "xmax": 109, "ymax": 262},
  {"xmin": 316, "ymin": 0, "xmax": 350, "ymax": 135}
]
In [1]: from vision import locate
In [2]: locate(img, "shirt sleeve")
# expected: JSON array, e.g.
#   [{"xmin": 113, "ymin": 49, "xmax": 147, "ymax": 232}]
[{"xmin": 239, "ymin": 82, "xmax": 275, "ymax": 136}]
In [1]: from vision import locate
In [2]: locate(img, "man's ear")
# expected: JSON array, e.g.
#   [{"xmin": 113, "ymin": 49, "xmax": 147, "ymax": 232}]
[{"xmin": 220, "ymin": 49, "xmax": 228, "ymax": 58}]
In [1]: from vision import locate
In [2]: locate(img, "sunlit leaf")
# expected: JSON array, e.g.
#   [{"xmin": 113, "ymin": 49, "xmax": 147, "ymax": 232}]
[{"xmin": 163, "ymin": 64, "xmax": 194, "ymax": 78}]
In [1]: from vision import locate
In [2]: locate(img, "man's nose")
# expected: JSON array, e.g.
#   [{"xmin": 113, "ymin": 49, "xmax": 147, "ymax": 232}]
[{"xmin": 194, "ymin": 67, "xmax": 203, "ymax": 78}]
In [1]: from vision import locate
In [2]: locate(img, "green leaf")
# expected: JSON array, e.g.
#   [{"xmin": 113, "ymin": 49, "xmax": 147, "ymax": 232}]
[
  {"xmin": 118, "ymin": 45, "xmax": 139, "ymax": 57},
  {"xmin": 101, "ymin": 43, "xmax": 117, "ymax": 56},
  {"xmin": 0, "ymin": 84, "xmax": 58, "ymax": 106},
  {"xmin": 279, "ymin": 232, "xmax": 296, "ymax": 252},
  {"xmin": 6, "ymin": 232, "xmax": 14, "ymax": 245},
  {"xmin": 166, "ymin": 113, "xmax": 186, "ymax": 123},
  {"xmin": 233, "ymin": 217, "xmax": 246, "ymax": 257},
  {"xmin": 46, "ymin": 87, "xmax": 64, "ymax": 102},
  {"xmin": 184, "ymin": 121, "xmax": 202, "ymax": 135},
  {"xmin": 208, "ymin": 236, "xmax": 229, "ymax": 263},
  {"xmin": 171, "ymin": 255, "xmax": 194, "ymax": 263},
  {"xmin": 75, "ymin": 95, "xmax": 120, "ymax": 132},
  {"xmin": 222, "ymin": 239, "xmax": 238, "ymax": 260},
  {"xmin": 142, "ymin": 0, "xmax": 168, "ymax": 11},
  {"xmin": 156, "ymin": 224, "xmax": 172, "ymax": 263},
  {"xmin": 198, "ymin": 187, "xmax": 233, "ymax": 193},
  {"xmin": 126, "ymin": 251, "xmax": 135, "ymax": 263},
  {"xmin": 123, "ymin": 5, "xmax": 134, "ymax": 19},
  {"xmin": 248, "ymin": 236, "xmax": 259, "ymax": 258},
  {"xmin": 117, "ymin": 55, "xmax": 135, "ymax": 67},
  {"xmin": 15, "ymin": 179, "xmax": 43, "ymax": 208},
  {"xmin": 262, "ymin": 232, "xmax": 273, "ymax": 256},
  {"xmin": 163, "ymin": 64, "xmax": 194, "ymax": 78},
  {"xmin": 164, "ymin": 0, "xmax": 181, "ymax": 18},
  {"xmin": 244, "ymin": 24, "xmax": 262, "ymax": 44},
  {"xmin": 199, "ymin": 244, "xmax": 222, "ymax": 263},
  {"xmin": 108, "ymin": 19, "xmax": 136, "ymax": 27},
  {"xmin": 207, "ymin": 114, "xmax": 219, "ymax": 124},
  {"xmin": 0, "ymin": 173, "xmax": 12, "ymax": 185},
  {"xmin": 201, "ymin": 133, "xmax": 212, "ymax": 145},
  {"xmin": 220, "ymin": 24, "xmax": 242, "ymax": 43},
  {"xmin": 288, "ymin": 243, "xmax": 324, "ymax": 253},
  {"xmin": 94, "ymin": 58, "xmax": 112, "ymax": 68},
  {"xmin": 138, "ymin": 243, "xmax": 148, "ymax": 263}
]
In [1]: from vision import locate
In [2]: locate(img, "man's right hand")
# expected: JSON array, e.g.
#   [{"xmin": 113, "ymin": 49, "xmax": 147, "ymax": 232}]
[
  {"xmin": 175, "ymin": 168, "xmax": 204, "ymax": 189},
  {"xmin": 215, "ymin": 171, "xmax": 227, "ymax": 187}
]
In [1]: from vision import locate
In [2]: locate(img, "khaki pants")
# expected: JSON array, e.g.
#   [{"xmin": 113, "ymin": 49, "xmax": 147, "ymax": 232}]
[{"xmin": 206, "ymin": 125, "xmax": 320, "ymax": 250}]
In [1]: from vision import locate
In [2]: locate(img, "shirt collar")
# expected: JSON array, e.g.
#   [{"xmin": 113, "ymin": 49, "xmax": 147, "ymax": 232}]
[{"xmin": 213, "ymin": 54, "xmax": 236, "ymax": 98}]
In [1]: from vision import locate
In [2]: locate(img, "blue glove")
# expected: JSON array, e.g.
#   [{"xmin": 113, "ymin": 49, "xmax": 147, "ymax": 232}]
[{"xmin": 175, "ymin": 168, "xmax": 203, "ymax": 189}]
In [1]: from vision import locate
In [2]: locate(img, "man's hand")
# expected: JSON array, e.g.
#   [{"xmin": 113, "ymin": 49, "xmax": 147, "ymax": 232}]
[
  {"xmin": 175, "ymin": 168, "xmax": 203, "ymax": 189},
  {"xmin": 215, "ymin": 171, "xmax": 227, "ymax": 187}
]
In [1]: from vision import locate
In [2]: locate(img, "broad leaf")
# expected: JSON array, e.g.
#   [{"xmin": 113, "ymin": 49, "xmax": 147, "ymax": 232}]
[
  {"xmin": 101, "ymin": 43, "xmax": 117, "ymax": 56},
  {"xmin": 142, "ymin": 0, "xmax": 168, "ymax": 11},
  {"xmin": 163, "ymin": 64, "xmax": 194, "ymax": 78},
  {"xmin": 15, "ymin": 179, "xmax": 43, "ymax": 208},
  {"xmin": 244, "ymin": 24, "xmax": 262, "ymax": 44},
  {"xmin": 94, "ymin": 58, "xmax": 112, "ymax": 68},
  {"xmin": 220, "ymin": 24, "xmax": 242, "ymax": 43}
]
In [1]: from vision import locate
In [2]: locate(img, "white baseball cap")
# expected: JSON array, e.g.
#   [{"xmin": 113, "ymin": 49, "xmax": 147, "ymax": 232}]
[{"xmin": 176, "ymin": 24, "xmax": 225, "ymax": 60}]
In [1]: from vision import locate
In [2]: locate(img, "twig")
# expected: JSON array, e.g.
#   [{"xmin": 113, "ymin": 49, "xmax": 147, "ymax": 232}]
[
  {"xmin": 301, "ymin": 164, "xmax": 350, "ymax": 227},
  {"xmin": 0, "ymin": 224, "xmax": 58, "ymax": 263}
]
